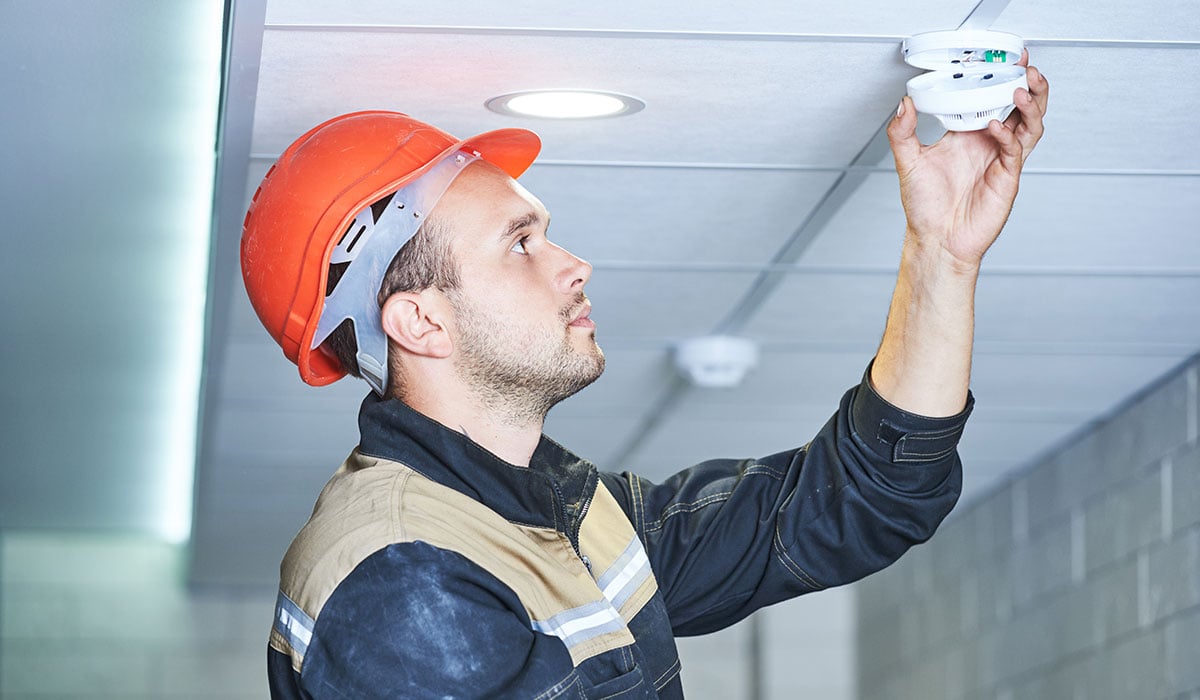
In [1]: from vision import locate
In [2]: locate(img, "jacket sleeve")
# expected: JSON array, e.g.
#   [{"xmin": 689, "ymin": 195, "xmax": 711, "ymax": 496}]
[
  {"xmin": 598, "ymin": 366, "xmax": 971, "ymax": 636},
  {"xmin": 290, "ymin": 541, "xmax": 579, "ymax": 699}
]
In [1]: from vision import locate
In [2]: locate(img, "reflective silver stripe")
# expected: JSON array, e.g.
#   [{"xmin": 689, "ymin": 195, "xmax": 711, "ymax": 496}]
[
  {"xmin": 531, "ymin": 599, "xmax": 625, "ymax": 649},
  {"xmin": 274, "ymin": 591, "xmax": 314, "ymax": 656},
  {"xmin": 595, "ymin": 537, "xmax": 652, "ymax": 611}
]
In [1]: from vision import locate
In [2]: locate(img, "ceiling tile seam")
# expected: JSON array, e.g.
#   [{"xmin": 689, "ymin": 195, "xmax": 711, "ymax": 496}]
[
  {"xmin": 262, "ymin": 24, "xmax": 909, "ymax": 43},
  {"xmin": 709, "ymin": 116, "xmax": 902, "ymax": 336},
  {"xmin": 607, "ymin": 372, "xmax": 689, "ymax": 467},
  {"xmin": 958, "ymin": 0, "xmax": 1014, "ymax": 31},
  {"xmin": 260, "ymin": 24, "xmax": 1200, "ymax": 50},
  {"xmin": 586, "ymin": 262, "xmax": 1200, "ymax": 277},
  {"xmin": 534, "ymin": 163, "xmax": 1200, "ymax": 177},
  {"xmin": 247, "ymin": 155, "xmax": 1200, "ymax": 178}
]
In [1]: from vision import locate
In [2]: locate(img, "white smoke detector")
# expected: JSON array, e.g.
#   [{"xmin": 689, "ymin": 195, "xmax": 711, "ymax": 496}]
[
  {"xmin": 674, "ymin": 335, "xmax": 760, "ymax": 388},
  {"xmin": 902, "ymin": 29, "xmax": 1027, "ymax": 132}
]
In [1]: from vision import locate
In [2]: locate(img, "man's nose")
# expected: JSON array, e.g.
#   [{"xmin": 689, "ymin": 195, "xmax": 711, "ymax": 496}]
[{"xmin": 553, "ymin": 243, "xmax": 592, "ymax": 292}]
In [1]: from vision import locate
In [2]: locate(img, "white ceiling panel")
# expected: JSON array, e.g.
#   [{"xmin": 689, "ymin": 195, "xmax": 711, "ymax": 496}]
[
  {"xmin": 956, "ymin": 415, "xmax": 1086, "ymax": 472},
  {"xmin": 799, "ymin": 173, "xmax": 1200, "ymax": 269},
  {"xmin": 623, "ymin": 415, "xmax": 830, "ymax": 483},
  {"xmin": 550, "ymin": 349, "xmax": 675, "ymax": 414},
  {"xmin": 968, "ymin": 352, "xmax": 1191, "ymax": 415},
  {"xmin": 994, "ymin": 0, "xmax": 1200, "ymax": 42},
  {"xmin": 217, "ymin": 337, "xmax": 372, "ymax": 408},
  {"xmin": 252, "ymin": 31, "xmax": 908, "ymax": 165},
  {"xmin": 212, "ymin": 404, "xmax": 359, "ymax": 464},
  {"xmin": 542, "ymin": 414, "xmax": 653, "ymax": 467},
  {"xmin": 974, "ymin": 275, "xmax": 1200, "ymax": 346},
  {"xmin": 518, "ymin": 166, "xmax": 841, "ymax": 265},
  {"xmin": 585, "ymin": 270, "xmax": 761, "ymax": 339},
  {"xmin": 664, "ymin": 350, "xmax": 879, "ymax": 422},
  {"xmin": 743, "ymin": 271, "xmax": 1200, "ymax": 348},
  {"xmin": 997, "ymin": 46, "xmax": 1200, "ymax": 171},
  {"xmin": 266, "ymin": 0, "xmax": 983, "ymax": 38},
  {"xmin": 740, "ymin": 272, "xmax": 900, "ymax": 343}
]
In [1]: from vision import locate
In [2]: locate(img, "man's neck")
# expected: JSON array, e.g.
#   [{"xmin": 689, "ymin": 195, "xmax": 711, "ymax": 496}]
[{"xmin": 404, "ymin": 388, "xmax": 544, "ymax": 467}]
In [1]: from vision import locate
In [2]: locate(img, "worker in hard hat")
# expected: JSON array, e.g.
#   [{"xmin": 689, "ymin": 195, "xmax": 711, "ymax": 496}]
[{"xmin": 245, "ymin": 60, "xmax": 1049, "ymax": 699}]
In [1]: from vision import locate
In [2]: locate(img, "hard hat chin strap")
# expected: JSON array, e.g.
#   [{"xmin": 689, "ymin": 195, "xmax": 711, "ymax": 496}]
[{"xmin": 310, "ymin": 150, "xmax": 481, "ymax": 396}]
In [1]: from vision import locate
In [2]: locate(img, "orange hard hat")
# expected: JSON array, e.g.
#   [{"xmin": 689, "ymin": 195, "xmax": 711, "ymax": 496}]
[{"xmin": 241, "ymin": 111, "xmax": 541, "ymax": 387}]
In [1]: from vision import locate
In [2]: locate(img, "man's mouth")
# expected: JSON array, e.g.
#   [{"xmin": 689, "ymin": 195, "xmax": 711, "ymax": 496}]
[{"xmin": 568, "ymin": 301, "xmax": 595, "ymax": 329}]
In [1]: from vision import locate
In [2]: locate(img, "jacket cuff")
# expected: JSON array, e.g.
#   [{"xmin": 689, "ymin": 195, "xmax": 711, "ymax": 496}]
[{"xmin": 850, "ymin": 362, "xmax": 974, "ymax": 465}]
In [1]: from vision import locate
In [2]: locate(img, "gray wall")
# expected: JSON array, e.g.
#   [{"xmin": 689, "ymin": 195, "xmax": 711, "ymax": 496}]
[{"xmin": 856, "ymin": 355, "xmax": 1200, "ymax": 700}]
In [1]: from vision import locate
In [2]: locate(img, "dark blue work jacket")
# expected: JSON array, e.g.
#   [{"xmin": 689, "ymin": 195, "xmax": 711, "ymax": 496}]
[{"xmin": 267, "ymin": 367, "xmax": 970, "ymax": 698}]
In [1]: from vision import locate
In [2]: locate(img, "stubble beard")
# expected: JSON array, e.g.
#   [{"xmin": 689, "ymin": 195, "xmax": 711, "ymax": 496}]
[{"xmin": 449, "ymin": 291, "xmax": 606, "ymax": 427}]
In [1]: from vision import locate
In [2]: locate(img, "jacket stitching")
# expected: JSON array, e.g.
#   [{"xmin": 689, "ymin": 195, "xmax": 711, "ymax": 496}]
[
  {"xmin": 629, "ymin": 474, "xmax": 646, "ymax": 534},
  {"xmin": 653, "ymin": 656, "xmax": 682, "ymax": 689},
  {"xmin": 742, "ymin": 464, "xmax": 786, "ymax": 480},
  {"xmin": 641, "ymin": 467, "xmax": 782, "ymax": 534},
  {"xmin": 533, "ymin": 670, "xmax": 581, "ymax": 700},
  {"xmin": 644, "ymin": 492, "xmax": 733, "ymax": 534},
  {"xmin": 596, "ymin": 681, "xmax": 647, "ymax": 700},
  {"xmin": 389, "ymin": 469, "xmax": 409, "ymax": 543},
  {"xmin": 772, "ymin": 528, "xmax": 824, "ymax": 590},
  {"xmin": 893, "ymin": 448, "xmax": 956, "ymax": 464}
]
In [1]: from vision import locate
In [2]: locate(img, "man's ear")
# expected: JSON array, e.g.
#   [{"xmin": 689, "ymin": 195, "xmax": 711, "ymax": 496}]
[{"xmin": 380, "ymin": 290, "xmax": 453, "ymax": 359}]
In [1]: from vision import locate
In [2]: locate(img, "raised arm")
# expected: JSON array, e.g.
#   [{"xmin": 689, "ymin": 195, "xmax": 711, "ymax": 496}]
[{"xmin": 871, "ymin": 53, "xmax": 1050, "ymax": 417}]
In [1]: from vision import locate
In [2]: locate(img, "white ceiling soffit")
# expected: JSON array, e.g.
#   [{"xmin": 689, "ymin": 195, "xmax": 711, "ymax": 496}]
[{"xmin": 190, "ymin": 0, "xmax": 1200, "ymax": 585}]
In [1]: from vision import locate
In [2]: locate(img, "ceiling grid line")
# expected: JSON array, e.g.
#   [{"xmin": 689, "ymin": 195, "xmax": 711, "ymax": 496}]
[
  {"xmin": 248, "ymin": 152, "xmax": 1200, "ymax": 178},
  {"xmin": 586, "ymin": 262, "xmax": 1200, "ymax": 277},
  {"xmin": 260, "ymin": 23, "xmax": 1200, "ymax": 50}
]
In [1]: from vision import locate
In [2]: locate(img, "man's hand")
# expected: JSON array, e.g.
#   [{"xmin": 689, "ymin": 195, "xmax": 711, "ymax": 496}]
[
  {"xmin": 887, "ymin": 50, "xmax": 1050, "ymax": 271},
  {"xmin": 869, "ymin": 52, "xmax": 1050, "ymax": 417}
]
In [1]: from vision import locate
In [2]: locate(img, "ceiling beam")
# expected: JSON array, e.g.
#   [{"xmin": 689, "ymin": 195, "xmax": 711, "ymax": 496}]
[{"xmin": 190, "ymin": 0, "xmax": 268, "ymax": 583}]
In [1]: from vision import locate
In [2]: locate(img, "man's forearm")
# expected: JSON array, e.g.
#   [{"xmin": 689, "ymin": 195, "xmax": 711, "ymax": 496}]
[{"xmin": 870, "ymin": 233, "xmax": 980, "ymax": 418}]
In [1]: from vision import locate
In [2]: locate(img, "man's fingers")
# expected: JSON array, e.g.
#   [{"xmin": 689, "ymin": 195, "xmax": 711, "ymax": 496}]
[
  {"xmin": 1009, "ymin": 64, "xmax": 1049, "ymax": 156},
  {"xmin": 987, "ymin": 119, "xmax": 1023, "ymax": 175},
  {"xmin": 1015, "ymin": 47, "xmax": 1029, "ymax": 68},
  {"xmin": 887, "ymin": 96, "xmax": 921, "ymax": 171},
  {"xmin": 1025, "ymin": 65, "xmax": 1050, "ymax": 114}
]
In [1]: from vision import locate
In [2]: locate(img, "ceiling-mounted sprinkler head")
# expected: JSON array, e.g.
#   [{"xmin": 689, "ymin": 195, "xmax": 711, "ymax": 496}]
[{"xmin": 674, "ymin": 335, "xmax": 760, "ymax": 388}]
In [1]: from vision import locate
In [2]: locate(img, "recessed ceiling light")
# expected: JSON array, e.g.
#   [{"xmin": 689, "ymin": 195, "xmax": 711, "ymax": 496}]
[{"xmin": 485, "ymin": 90, "xmax": 645, "ymax": 119}]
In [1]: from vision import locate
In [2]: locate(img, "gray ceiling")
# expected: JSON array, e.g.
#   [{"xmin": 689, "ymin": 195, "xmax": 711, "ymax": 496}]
[{"xmin": 2, "ymin": 0, "xmax": 1197, "ymax": 589}]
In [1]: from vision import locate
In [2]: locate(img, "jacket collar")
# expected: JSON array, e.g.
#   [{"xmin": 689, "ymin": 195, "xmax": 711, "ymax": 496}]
[{"xmin": 356, "ymin": 392, "xmax": 598, "ymax": 542}]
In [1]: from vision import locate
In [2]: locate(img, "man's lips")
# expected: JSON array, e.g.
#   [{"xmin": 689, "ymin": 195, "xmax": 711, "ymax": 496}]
[{"xmin": 569, "ymin": 302, "xmax": 595, "ymax": 329}]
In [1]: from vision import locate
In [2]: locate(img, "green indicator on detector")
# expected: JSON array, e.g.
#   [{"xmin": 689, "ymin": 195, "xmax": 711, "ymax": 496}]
[{"xmin": 984, "ymin": 49, "xmax": 1009, "ymax": 63}]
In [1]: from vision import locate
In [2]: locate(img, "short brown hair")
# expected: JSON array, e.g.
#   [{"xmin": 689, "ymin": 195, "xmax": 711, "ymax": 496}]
[{"xmin": 319, "ymin": 194, "xmax": 459, "ymax": 393}]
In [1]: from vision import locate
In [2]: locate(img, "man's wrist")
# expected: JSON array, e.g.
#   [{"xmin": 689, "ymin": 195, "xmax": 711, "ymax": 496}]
[{"xmin": 901, "ymin": 227, "xmax": 984, "ymax": 280}]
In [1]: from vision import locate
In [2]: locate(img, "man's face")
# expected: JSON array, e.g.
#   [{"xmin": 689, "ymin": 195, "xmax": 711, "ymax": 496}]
[{"xmin": 434, "ymin": 161, "xmax": 605, "ymax": 420}]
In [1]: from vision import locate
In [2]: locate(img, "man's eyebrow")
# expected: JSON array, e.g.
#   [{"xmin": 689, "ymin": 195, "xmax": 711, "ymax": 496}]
[{"xmin": 501, "ymin": 212, "xmax": 541, "ymax": 240}]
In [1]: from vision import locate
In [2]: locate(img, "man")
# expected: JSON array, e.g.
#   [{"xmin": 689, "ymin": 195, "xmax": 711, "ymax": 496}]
[{"xmin": 242, "ymin": 56, "xmax": 1049, "ymax": 698}]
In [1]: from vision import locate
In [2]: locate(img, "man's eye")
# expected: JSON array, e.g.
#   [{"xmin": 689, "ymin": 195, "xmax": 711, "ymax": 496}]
[{"xmin": 510, "ymin": 237, "xmax": 529, "ymax": 255}]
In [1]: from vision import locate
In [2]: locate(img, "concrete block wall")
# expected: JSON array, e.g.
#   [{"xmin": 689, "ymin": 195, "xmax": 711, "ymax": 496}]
[
  {"xmin": 0, "ymin": 533, "xmax": 275, "ymax": 699},
  {"xmin": 856, "ymin": 355, "xmax": 1200, "ymax": 700}
]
